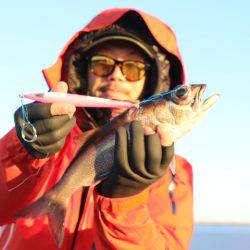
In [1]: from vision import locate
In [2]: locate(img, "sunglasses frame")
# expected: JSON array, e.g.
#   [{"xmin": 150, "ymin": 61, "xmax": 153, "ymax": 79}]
[{"xmin": 88, "ymin": 55, "xmax": 151, "ymax": 82}]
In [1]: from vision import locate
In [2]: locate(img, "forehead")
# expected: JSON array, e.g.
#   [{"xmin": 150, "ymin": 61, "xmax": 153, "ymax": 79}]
[{"xmin": 89, "ymin": 40, "xmax": 147, "ymax": 61}]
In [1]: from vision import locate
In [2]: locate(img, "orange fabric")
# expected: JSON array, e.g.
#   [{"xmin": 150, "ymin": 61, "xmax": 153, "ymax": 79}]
[
  {"xmin": 0, "ymin": 125, "xmax": 83, "ymax": 249},
  {"xmin": 92, "ymin": 156, "xmax": 193, "ymax": 250},
  {"xmin": 0, "ymin": 8, "xmax": 193, "ymax": 250},
  {"xmin": 0, "ymin": 129, "xmax": 193, "ymax": 250}
]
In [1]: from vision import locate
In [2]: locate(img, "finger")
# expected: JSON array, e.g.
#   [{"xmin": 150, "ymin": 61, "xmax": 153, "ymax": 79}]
[
  {"xmin": 143, "ymin": 126, "xmax": 155, "ymax": 135},
  {"xmin": 31, "ymin": 115, "xmax": 70, "ymax": 134},
  {"xmin": 156, "ymin": 125, "xmax": 175, "ymax": 169},
  {"xmin": 156, "ymin": 124, "xmax": 174, "ymax": 146},
  {"xmin": 15, "ymin": 99, "xmax": 75, "ymax": 123},
  {"xmin": 116, "ymin": 125, "xmax": 148, "ymax": 186},
  {"xmin": 27, "ymin": 81, "xmax": 69, "ymax": 119},
  {"xmin": 52, "ymin": 81, "xmax": 68, "ymax": 93},
  {"xmin": 145, "ymin": 133, "xmax": 163, "ymax": 176},
  {"xmin": 50, "ymin": 103, "xmax": 76, "ymax": 117},
  {"xmin": 25, "ymin": 102, "xmax": 52, "ymax": 121},
  {"xmin": 33, "ymin": 116, "xmax": 76, "ymax": 145},
  {"xmin": 50, "ymin": 81, "xmax": 76, "ymax": 117},
  {"xmin": 161, "ymin": 144, "xmax": 174, "ymax": 167},
  {"xmin": 115, "ymin": 126, "xmax": 129, "ymax": 166},
  {"xmin": 129, "ymin": 121, "xmax": 146, "ymax": 175},
  {"xmin": 14, "ymin": 103, "xmax": 50, "ymax": 123},
  {"xmin": 31, "ymin": 137, "xmax": 67, "ymax": 158}
]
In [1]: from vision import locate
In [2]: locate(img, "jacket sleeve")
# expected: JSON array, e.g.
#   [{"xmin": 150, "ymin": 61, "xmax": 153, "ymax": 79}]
[
  {"xmin": 93, "ymin": 155, "xmax": 194, "ymax": 250},
  {"xmin": 0, "ymin": 128, "xmax": 51, "ymax": 225}
]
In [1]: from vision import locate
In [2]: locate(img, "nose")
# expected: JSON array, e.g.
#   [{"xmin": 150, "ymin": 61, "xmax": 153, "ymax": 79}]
[{"xmin": 107, "ymin": 65, "xmax": 126, "ymax": 81}]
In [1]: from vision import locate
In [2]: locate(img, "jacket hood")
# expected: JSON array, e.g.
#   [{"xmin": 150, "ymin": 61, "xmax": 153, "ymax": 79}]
[
  {"xmin": 42, "ymin": 8, "xmax": 186, "ymax": 128},
  {"xmin": 43, "ymin": 8, "xmax": 185, "ymax": 91}
]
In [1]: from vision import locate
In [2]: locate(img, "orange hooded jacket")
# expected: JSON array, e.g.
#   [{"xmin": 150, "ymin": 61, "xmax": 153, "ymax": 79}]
[{"xmin": 0, "ymin": 8, "xmax": 194, "ymax": 250}]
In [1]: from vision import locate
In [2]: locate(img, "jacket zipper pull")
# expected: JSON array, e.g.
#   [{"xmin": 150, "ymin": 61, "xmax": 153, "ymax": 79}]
[{"xmin": 168, "ymin": 172, "xmax": 176, "ymax": 214}]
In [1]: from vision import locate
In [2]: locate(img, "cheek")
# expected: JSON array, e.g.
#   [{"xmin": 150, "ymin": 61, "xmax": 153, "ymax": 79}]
[
  {"xmin": 87, "ymin": 70, "xmax": 102, "ymax": 95},
  {"xmin": 128, "ymin": 78, "xmax": 145, "ymax": 99}
]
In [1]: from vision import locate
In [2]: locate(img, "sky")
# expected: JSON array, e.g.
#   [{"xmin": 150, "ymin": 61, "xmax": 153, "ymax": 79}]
[{"xmin": 0, "ymin": 1, "xmax": 249, "ymax": 224}]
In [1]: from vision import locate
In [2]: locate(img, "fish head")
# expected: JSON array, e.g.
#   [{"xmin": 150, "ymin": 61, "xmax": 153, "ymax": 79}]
[
  {"xmin": 134, "ymin": 84, "xmax": 220, "ymax": 144},
  {"xmin": 160, "ymin": 84, "xmax": 219, "ymax": 142},
  {"xmin": 165, "ymin": 84, "xmax": 220, "ymax": 120}
]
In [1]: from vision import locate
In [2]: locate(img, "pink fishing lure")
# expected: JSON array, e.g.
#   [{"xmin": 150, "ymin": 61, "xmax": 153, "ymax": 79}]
[{"xmin": 21, "ymin": 92, "xmax": 134, "ymax": 108}]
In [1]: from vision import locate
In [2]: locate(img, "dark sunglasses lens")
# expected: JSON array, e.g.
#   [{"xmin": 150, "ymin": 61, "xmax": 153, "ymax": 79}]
[
  {"xmin": 90, "ymin": 56, "xmax": 115, "ymax": 76},
  {"xmin": 122, "ymin": 61, "xmax": 146, "ymax": 81}
]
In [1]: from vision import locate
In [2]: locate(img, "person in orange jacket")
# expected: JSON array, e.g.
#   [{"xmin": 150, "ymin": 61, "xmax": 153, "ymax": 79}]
[{"xmin": 0, "ymin": 8, "xmax": 194, "ymax": 250}]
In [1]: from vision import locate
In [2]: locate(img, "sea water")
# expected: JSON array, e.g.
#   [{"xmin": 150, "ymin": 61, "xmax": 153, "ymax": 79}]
[{"xmin": 191, "ymin": 225, "xmax": 250, "ymax": 250}]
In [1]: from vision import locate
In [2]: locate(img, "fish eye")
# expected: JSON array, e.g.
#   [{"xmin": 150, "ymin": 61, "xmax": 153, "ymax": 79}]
[
  {"xmin": 173, "ymin": 86, "xmax": 189, "ymax": 99},
  {"xmin": 171, "ymin": 85, "xmax": 192, "ymax": 105},
  {"xmin": 175, "ymin": 87, "xmax": 188, "ymax": 98}
]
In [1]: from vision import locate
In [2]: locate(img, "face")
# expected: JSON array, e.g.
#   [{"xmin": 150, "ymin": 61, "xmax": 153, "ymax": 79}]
[{"xmin": 87, "ymin": 41, "xmax": 148, "ymax": 102}]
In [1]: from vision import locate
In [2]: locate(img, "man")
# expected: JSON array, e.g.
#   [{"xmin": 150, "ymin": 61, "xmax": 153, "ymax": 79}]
[{"xmin": 0, "ymin": 8, "xmax": 193, "ymax": 250}]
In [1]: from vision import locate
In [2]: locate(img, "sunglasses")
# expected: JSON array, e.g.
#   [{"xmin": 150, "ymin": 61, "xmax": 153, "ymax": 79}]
[{"xmin": 88, "ymin": 55, "xmax": 150, "ymax": 82}]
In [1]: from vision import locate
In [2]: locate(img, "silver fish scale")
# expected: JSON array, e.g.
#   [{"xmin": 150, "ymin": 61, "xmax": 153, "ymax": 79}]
[
  {"xmin": 81, "ymin": 102, "xmax": 185, "ymax": 185},
  {"xmin": 94, "ymin": 133, "xmax": 116, "ymax": 181}
]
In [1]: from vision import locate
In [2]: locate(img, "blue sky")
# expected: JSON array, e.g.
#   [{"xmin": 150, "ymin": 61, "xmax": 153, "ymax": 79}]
[{"xmin": 1, "ymin": 1, "xmax": 249, "ymax": 224}]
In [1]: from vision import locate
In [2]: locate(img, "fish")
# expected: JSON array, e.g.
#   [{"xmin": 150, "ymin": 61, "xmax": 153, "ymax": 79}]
[{"xmin": 15, "ymin": 84, "xmax": 219, "ymax": 248}]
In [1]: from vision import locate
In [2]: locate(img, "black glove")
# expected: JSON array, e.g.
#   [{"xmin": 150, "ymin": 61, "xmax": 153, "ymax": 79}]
[
  {"xmin": 14, "ymin": 102, "xmax": 76, "ymax": 158},
  {"xmin": 99, "ymin": 121, "xmax": 174, "ymax": 198}
]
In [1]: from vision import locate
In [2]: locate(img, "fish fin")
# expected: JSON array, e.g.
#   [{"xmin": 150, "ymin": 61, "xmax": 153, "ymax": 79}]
[
  {"xmin": 15, "ymin": 194, "xmax": 68, "ymax": 248},
  {"xmin": 47, "ymin": 200, "xmax": 67, "ymax": 248},
  {"xmin": 202, "ymin": 94, "xmax": 220, "ymax": 112},
  {"xmin": 15, "ymin": 195, "xmax": 52, "ymax": 218}
]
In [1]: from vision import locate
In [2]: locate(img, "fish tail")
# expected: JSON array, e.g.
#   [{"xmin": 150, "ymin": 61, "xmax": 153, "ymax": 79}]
[{"xmin": 15, "ymin": 193, "xmax": 68, "ymax": 248}]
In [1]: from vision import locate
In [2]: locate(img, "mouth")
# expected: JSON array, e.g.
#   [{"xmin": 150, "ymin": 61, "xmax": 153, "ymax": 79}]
[
  {"xmin": 191, "ymin": 84, "xmax": 220, "ymax": 112},
  {"xmin": 191, "ymin": 84, "xmax": 206, "ymax": 111},
  {"xmin": 99, "ymin": 88, "xmax": 128, "ymax": 100},
  {"xmin": 197, "ymin": 84, "xmax": 207, "ymax": 102}
]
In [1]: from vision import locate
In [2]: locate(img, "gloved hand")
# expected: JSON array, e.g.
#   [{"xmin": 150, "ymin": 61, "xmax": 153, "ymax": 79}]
[
  {"xmin": 14, "ymin": 82, "xmax": 76, "ymax": 158},
  {"xmin": 99, "ymin": 121, "xmax": 174, "ymax": 198}
]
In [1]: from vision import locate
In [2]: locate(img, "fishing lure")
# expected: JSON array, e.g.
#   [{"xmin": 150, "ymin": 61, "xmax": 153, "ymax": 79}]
[
  {"xmin": 19, "ymin": 86, "xmax": 184, "ymax": 149},
  {"xmin": 20, "ymin": 92, "xmax": 134, "ymax": 108}
]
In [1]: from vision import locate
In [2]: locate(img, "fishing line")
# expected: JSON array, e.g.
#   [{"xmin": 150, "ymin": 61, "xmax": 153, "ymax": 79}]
[
  {"xmin": 19, "ymin": 94, "xmax": 38, "ymax": 143},
  {"xmin": 139, "ymin": 85, "xmax": 183, "ymax": 106},
  {"xmin": 19, "ymin": 95, "xmax": 50, "ymax": 158}
]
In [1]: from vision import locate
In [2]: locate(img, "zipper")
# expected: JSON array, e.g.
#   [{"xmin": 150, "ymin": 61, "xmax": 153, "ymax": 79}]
[{"xmin": 71, "ymin": 187, "xmax": 90, "ymax": 250}]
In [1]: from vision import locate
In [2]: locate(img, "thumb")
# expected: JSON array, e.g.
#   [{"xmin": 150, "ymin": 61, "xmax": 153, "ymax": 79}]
[
  {"xmin": 156, "ymin": 124, "xmax": 174, "ymax": 147},
  {"xmin": 51, "ymin": 81, "xmax": 68, "ymax": 93},
  {"xmin": 50, "ymin": 81, "xmax": 76, "ymax": 117}
]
